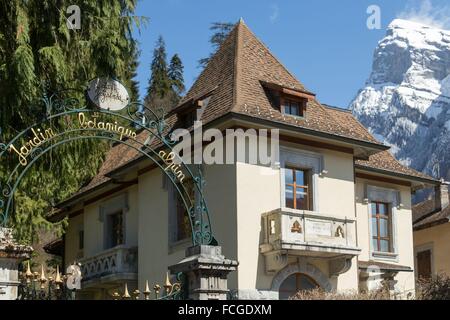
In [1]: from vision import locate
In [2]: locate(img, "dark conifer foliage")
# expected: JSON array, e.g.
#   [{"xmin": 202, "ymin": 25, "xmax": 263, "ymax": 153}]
[{"xmin": 145, "ymin": 36, "xmax": 184, "ymax": 112}]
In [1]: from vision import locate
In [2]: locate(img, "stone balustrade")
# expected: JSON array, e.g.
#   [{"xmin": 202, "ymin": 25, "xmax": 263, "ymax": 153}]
[
  {"xmin": 260, "ymin": 208, "xmax": 361, "ymax": 273},
  {"xmin": 79, "ymin": 245, "xmax": 137, "ymax": 282}
]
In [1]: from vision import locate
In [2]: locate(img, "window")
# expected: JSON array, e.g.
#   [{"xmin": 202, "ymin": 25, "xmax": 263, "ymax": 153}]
[
  {"xmin": 417, "ymin": 249, "xmax": 432, "ymax": 280},
  {"xmin": 106, "ymin": 210, "xmax": 124, "ymax": 248},
  {"xmin": 285, "ymin": 167, "xmax": 311, "ymax": 210},
  {"xmin": 371, "ymin": 202, "xmax": 391, "ymax": 252},
  {"xmin": 78, "ymin": 230, "xmax": 84, "ymax": 250},
  {"xmin": 279, "ymin": 273, "xmax": 318, "ymax": 300},
  {"xmin": 175, "ymin": 179, "xmax": 194, "ymax": 242},
  {"xmin": 281, "ymin": 98, "xmax": 305, "ymax": 117}
]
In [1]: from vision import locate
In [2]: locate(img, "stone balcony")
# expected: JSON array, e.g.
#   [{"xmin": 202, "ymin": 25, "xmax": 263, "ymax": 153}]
[
  {"xmin": 79, "ymin": 245, "xmax": 138, "ymax": 289},
  {"xmin": 260, "ymin": 208, "xmax": 361, "ymax": 274}
]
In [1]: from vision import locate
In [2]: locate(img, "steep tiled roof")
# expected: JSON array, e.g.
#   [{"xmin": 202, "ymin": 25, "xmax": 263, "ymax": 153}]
[
  {"xmin": 55, "ymin": 20, "xmax": 436, "ymax": 209},
  {"xmin": 325, "ymin": 106, "xmax": 436, "ymax": 182},
  {"xmin": 412, "ymin": 199, "xmax": 436, "ymax": 223},
  {"xmin": 181, "ymin": 20, "xmax": 384, "ymax": 145},
  {"xmin": 413, "ymin": 200, "xmax": 450, "ymax": 230},
  {"xmin": 355, "ymin": 149, "xmax": 436, "ymax": 182}
]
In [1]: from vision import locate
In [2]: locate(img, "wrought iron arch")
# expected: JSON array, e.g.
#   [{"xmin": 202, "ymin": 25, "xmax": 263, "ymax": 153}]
[{"xmin": 0, "ymin": 90, "xmax": 214, "ymax": 246}]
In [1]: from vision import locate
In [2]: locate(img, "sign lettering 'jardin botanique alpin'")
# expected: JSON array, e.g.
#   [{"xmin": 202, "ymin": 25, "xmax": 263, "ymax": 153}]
[
  {"xmin": 9, "ymin": 112, "xmax": 137, "ymax": 167},
  {"xmin": 8, "ymin": 113, "xmax": 185, "ymax": 183},
  {"xmin": 7, "ymin": 77, "xmax": 186, "ymax": 184}
]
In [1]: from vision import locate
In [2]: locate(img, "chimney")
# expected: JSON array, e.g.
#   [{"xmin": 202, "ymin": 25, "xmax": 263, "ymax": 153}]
[{"xmin": 434, "ymin": 180, "xmax": 449, "ymax": 211}]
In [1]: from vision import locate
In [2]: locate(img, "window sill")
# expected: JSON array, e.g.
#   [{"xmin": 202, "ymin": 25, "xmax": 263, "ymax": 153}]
[
  {"xmin": 168, "ymin": 238, "xmax": 191, "ymax": 255},
  {"xmin": 372, "ymin": 251, "xmax": 398, "ymax": 261}
]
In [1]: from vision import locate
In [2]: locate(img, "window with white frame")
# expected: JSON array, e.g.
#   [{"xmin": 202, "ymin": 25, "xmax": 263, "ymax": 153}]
[
  {"xmin": 366, "ymin": 185, "xmax": 400, "ymax": 259},
  {"xmin": 370, "ymin": 202, "xmax": 392, "ymax": 253},
  {"xmin": 280, "ymin": 147, "xmax": 322, "ymax": 211}
]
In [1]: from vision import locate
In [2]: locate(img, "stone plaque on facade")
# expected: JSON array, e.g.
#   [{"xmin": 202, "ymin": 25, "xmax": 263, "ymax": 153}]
[{"xmin": 305, "ymin": 220, "xmax": 332, "ymax": 236}]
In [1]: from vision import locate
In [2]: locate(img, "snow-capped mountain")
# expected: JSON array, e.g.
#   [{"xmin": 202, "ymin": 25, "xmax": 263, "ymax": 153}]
[{"xmin": 351, "ymin": 19, "xmax": 450, "ymax": 179}]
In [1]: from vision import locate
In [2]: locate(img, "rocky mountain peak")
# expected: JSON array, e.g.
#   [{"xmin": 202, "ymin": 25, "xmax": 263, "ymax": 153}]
[{"xmin": 351, "ymin": 19, "xmax": 450, "ymax": 180}]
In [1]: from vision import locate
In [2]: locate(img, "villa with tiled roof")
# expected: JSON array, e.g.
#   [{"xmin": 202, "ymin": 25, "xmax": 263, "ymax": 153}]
[{"xmin": 47, "ymin": 20, "xmax": 439, "ymax": 299}]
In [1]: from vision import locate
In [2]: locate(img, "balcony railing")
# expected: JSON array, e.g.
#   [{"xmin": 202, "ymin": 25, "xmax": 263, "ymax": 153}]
[
  {"xmin": 79, "ymin": 245, "xmax": 138, "ymax": 283},
  {"xmin": 260, "ymin": 208, "xmax": 361, "ymax": 273}
]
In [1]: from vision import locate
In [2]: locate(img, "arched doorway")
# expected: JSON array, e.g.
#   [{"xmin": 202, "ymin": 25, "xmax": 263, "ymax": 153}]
[
  {"xmin": 270, "ymin": 262, "xmax": 333, "ymax": 298},
  {"xmin": 279, "ymin": 273, "xmax": 319, "ymax": 299}
]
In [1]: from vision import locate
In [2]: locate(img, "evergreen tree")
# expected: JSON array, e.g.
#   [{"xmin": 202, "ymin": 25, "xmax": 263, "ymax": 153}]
[
  {"xmin": 124, "ymin": 42, "xmax": 141, "ymax": 102},
  {"xmin": 146, "ymin": 36, "xmax": 170, "ymax": 101},
  {"xmin": 145, "ymin": 36, "xmax": 184, "ymax": 112},
  {"xmin": 0, "ymin": 0, "xmax": 146, "ymax": 242},
  {"xmin": 198, "ymin": 22, "xmax": 234, "ymax": 69},
  {"xmin": 168, "ymin": 53, "xmax": 185, "ymax": 105}
]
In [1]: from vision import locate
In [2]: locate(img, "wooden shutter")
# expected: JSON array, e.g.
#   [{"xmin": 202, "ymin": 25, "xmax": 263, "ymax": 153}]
[{"xmin": 417, "ymin": 250, "xmax": 432, "ymax": 279}]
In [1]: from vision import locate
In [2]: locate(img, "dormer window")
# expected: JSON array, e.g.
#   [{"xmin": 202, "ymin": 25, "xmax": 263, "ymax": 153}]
[
  {"xmin": 260, "ymin": 81, "xmax": 314, "ymax": 118},
  {"xmin": 281, "ymin": 99, "xmax": 303, "ymax": 117},
  {"xmin": 281, "ymin": 97, "xmax": 306, "ymax": 117}
]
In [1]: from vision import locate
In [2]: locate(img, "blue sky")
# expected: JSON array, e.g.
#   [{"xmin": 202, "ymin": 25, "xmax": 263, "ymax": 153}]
[{"xmin": 132, "ymin": 0, "xmax": 450, "ymax": 108}]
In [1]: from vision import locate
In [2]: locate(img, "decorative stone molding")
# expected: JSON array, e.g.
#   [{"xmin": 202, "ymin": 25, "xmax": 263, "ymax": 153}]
[
  {"xmin": 79, "ymin": 245, "xmax": 137, "ymax": 287},
  {"xmin": 270, "ymin": 261, "xmax": 333, "ymax": 292},
  {"xmin": 329, "ymin": 257, "xmax": 353, "ymax": 277},
  {"xmin": 262, "ymin": 250, "xmax": 289, "ymax": 274},
  {"xmin": 279, "ymin": 147, "xmax": 323, "ymax": 211},
  {"xmin": 260, "ymin": 208, "xmax": 360, "ymax": 274},
  {"xmin": 230, "ymin": 289, "xmax": 278, "ymax": 300},
  {"xmin": 169, "ymin": 245, "xmax": 238, "ymax": 300}
]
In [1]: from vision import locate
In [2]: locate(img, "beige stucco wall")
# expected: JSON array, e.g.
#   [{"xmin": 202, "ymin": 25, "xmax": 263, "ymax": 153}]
[
  {"xmin": 137, "ymin": 169, "xmax": 174, "ymax": 291},
  {"xmin": 126, "ymin": 185, "xmax": 139, "ymax": 247},
  {"xmin": 202, "ymin": 164, "xmax": 238, "ymax": 288},
  {"xmin": 414, "ymin": 222, "xmax": 450, "ymax": 276},
  {"xmin": 83, "ymin": 202, "xmax": 104, "ymax": 257},
  {"xmin": 236, "ymin": 161, "xmax": 279, "ymax": 291},
  {"xmin": 65, "ymin": 214, "xmax": 83, "ymax": 265},
  {"xmin": 318, "ymin": 150, "xmax": 355, "ymax": 218},
  {"xmin": 355, "ymin": 178, "xmax": 415, "ymax": 295}
]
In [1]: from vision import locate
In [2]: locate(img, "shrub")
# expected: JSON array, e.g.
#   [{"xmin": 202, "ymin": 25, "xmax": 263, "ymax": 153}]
[
  {"xmin": 290, "ymin": 285, "xmax": 392, "ymax": 300},
  {"xmin": 416, "ymin": 274, "xmax": 450, "ymax": 300}
]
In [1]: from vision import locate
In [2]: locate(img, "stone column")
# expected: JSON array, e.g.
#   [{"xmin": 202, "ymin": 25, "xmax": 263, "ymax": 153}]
[
  {"xmin": 0, "ymin": 228, "xmax": 33, "ymax": 300},
  {"xmin": 169, "ymin": 245, "xmax": 238, "ymax": 300}
]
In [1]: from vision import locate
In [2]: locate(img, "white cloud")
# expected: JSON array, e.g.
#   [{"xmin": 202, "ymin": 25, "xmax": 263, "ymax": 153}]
[
  {"xmin": 397, "ymin": 0, "xmax": 450, "ymax": 29},
  {"xmin": 269, "ymin": 4, "xmax": 279, "ymax": 24}
]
